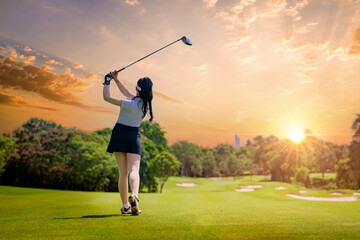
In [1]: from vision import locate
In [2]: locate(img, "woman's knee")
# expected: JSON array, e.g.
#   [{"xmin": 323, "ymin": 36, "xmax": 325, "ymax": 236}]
[
  {"xmin": 129, "ymin": 168, "xmax": 139, "ymax": 176},
  {"xmin": 118, "ymin": 169, "xmax": 128, "ymax": 178}
]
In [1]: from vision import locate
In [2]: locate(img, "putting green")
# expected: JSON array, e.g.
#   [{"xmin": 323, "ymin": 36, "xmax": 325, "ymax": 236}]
[{"xmin": 1, "ymin": 176, "xmax": 359, "ymax": 239}]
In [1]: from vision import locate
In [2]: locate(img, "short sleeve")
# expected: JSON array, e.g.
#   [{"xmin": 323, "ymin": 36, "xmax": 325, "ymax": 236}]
[{"xmin": 121, "ymin": 99, "xmax": 132, "ymax": 109}]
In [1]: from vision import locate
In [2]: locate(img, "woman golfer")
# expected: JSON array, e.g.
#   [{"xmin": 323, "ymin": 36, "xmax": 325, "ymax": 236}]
[{"xmin": 103, "ymin": 71, "xmax": 153, "ymax": 216}]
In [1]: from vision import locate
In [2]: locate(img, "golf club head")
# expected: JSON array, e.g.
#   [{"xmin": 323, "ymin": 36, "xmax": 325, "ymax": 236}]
[{"xmin": 181, "ymin": 36, "xmax": 192, "ymax": 46}]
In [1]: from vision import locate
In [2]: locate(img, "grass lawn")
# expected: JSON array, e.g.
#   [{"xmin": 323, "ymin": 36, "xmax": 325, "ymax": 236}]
[{"xmin": 1, "ymin": 176, "xmax": 360, "ymax": 239}]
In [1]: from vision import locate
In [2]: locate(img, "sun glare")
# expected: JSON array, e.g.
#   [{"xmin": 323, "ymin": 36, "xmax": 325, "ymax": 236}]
[{"xmin": 288, "ymin": 129, "xmax": 304, "ymax": 142}]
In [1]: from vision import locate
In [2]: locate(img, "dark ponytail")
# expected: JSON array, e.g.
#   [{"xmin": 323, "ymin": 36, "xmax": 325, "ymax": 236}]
[{"xmin": 136, "ymin": 77, "xmax": 153, "ymax": 122}]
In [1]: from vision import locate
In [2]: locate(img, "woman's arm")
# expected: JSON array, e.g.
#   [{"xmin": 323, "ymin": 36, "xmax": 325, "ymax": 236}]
[
  {"xmin": 113, "ymin": 76, "xmax": 136, "ymax": 99},
  {"xmin": 103, "ymin": 84, "xmax": 122, "ymax": 106}
]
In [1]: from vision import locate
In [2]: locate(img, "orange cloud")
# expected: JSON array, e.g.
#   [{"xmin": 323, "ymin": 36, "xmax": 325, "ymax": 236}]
[
  {"xmin": 0, "ymin": 91, "xmax": 57, "ymax": 111},
  {"xmin": 45, "ymin": 59, "xmax": 62, "ymax": 65},
  {"xmin": 203, "ymin": 0, "xmax": 217, "ymax": 8},
  {"xmin": 153, "ymin": 90, "xmax": 183, "ymax": 104},
  {"xmin": 41, "ymin": 65, "xmax": 54, "ymax": 72},
  {"xmin": 73, "ymin": 63, "xmax": 84, "ymax": 69},
  {"xmin": 9, "ymin": 51, "xmax": 17, "ymax": 60},
  {"xmin": 0, "ymin": 55, "xmax": 120, "ymax": 113},
  {"xmin": 0, "ymin": 46, "xmax": 5, "ymax": 51},
  {"xmin": 63, "ymin": 67, "xmax": 72, "ymax": 74},
  {"xmin": 24, "ymin": 46, "xmax": 32, "ymax": 52},
  {"xmin": 0, "ymin": 55, "xmax": 87, "ymax": 106},
  {"xmin": 349, "ymin": 28, "xmax": 360, "ymax": 55},
  {"xmin": 84, "ymin": 73, "xmax": 95, "ymax": 80},
  {"xmin": 19, "ymin": 55, "xmax": 36, "ymax": 64},
  {"xmin": 124, "ymin": 0, "xmax": 139, "ymax": 6}
]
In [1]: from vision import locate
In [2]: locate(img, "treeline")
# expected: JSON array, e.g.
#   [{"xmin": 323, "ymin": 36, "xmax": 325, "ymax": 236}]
[
  {"xmin": 170, "ymin": 119, "xmax": 360, "ymax": 190},
  {"xmin": 1, "ymin": 114, "xmax": 359, "ymax": 191},
  {"xmin": 0, "ymin": 118, "xmax": 179, "ymax": 192}
]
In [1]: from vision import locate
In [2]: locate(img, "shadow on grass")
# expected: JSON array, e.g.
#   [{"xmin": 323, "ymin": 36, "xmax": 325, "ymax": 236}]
[{"xmin": 54, "ymin": 214, "xmax": 126, "ymax": 219}]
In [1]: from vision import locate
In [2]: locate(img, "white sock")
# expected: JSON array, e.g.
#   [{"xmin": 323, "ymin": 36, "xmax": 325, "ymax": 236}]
[{"xmin": 123, "ymin": 203, "xmax": 130, "ymax": 208}]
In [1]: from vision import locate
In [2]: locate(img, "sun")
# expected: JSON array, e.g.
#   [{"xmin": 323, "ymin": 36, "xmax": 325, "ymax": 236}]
[{"xmin": 288, "ymin": 129, "xmax": 304, "ymax": 142}]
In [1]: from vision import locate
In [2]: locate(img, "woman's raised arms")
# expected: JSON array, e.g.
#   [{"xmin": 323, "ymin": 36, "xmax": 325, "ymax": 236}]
[
  {"xmin": 103, "ymin": 84, "xmax": 122, "ymax": 106},
  {"xmin": 112, "ymin": 71, "xmax": 136, "ymax": 99}
]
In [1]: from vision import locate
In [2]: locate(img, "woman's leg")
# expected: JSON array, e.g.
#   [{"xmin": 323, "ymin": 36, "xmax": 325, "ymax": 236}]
[
  {"xmin": 114, "ymin": 152, "xmax": 129, "ymax": 205},
  {"xmin": 126, "ymin": 153, "xmax": 141, "ymax": 196}
]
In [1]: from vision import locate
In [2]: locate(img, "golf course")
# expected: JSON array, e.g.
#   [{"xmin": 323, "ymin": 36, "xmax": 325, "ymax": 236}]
[{"xmin": 1, "ymin": 176, "xmax": 359, "ymax": 239}]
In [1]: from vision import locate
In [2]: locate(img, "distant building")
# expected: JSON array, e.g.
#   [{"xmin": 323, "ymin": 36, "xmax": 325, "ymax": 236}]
[{"xmin": 235, "ymin": 134, "xmax": 240, "ymax": 149}]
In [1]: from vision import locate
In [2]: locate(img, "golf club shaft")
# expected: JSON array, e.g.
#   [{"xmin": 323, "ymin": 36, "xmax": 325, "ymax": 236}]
[{"xmin": 115, "ymin": 38, "xmax": 182, "ymax": 73}]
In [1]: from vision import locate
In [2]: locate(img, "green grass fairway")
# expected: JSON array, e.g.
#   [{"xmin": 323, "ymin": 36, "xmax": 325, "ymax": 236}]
[{"xmin": 1, "ymin": 177, "xmax": 360, "ymax": 239}]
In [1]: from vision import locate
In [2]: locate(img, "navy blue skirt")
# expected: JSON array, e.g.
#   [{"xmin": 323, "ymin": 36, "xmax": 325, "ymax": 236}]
[{"xmin": 106, "ymin": 123, "xmax": 142, "ymax": 155}]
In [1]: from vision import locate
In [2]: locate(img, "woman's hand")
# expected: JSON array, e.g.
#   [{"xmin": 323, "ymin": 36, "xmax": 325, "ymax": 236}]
[{"xmin": 110, "ymin": 70, "xmax": 119, "ymax": 80}]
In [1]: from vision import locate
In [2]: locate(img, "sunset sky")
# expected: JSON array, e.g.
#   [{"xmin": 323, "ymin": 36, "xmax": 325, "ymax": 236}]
[{"xmin": 0, "ymin": 0, "xmax": 359, "ymax": 147}]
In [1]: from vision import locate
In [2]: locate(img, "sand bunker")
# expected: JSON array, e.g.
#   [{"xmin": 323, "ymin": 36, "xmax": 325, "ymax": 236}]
[
  {"xmin": 236, "ymin": 188, "xmax": 254, "ymax": 192},
  {"xmin": 354, "ymin": 192, "xmax": 360, "ymax": 196},
  {"xmin": 275, "ymin": 186, "xmax": 287, "ymax": 190},
  {"xmin": 235, "ymin": 185, "xmax": 262, "ymax": 192},
  {"xmin": 241, "ymin": 185, "xmax": 263, "ymax": 189},
  {"xmin": 286, "ymin": 194, "xmax": 357, "ymax": 202},
  {"xmin": 299, "ymin": 190, "xmax": 307, "ymax": 194},
  {"xmin": 329, "ymin": 192, "xmax": 343, "ymax": 195},
  {"xmin": 210, "ymin": 177, "xmax": 224, "ymax": 180},
  {"xmin": 176, "ymin": 183, "xmax": 197, "ymax": 187}
]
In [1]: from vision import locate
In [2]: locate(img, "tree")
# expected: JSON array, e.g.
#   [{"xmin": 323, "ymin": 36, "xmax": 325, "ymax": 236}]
[
  {"xmin": 200, "ymin": 148, "xmax": 218, "ymax": 177},
  {"xmin": 171, "ymin": 141, "xmax": 204, "ymax": 177},
  {"xmin": 253, "ymin": 135, "xmax": 279, "ymax": 176},
  {"xmin": 149, "ymin": 151, "xmax": 180, "ymax": 193},
  {"xmin": 0, "ymin": 133, "xmax": 17, "ymax": 177},
  {"xmin": 140, "ymin": 122, "xmax": 168, "ymax": 150},
  {"xmin": 313, "ymin": 141, "xmax": 337, "ymax": 180},
  {"xmin": 294, "ymin": 166, "xmax": 310, "ymax": 187},
  {"xmin": 336, "ymin": 158, "xmax": 356, "ymax": 189},
  {"xmin": 213, "ymin": 144, "xmax": 237, "ymax": 176},
  {"xmin": 140, "ymin": 138, "xmax": 159, "ymax": 192},
  {"xmin": 0, "ymin": 126, "xmax": 118, "ymax": 192},
  {"xmin": 13, "ymin": 117, "xmax": 62, "ymax": 138},
  {"xmin": 349, "ymin": 113, "xmax": 360, "ymax": 188}
]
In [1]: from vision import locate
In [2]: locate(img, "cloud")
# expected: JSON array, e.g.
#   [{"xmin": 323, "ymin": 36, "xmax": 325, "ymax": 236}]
[
  {"xmin": 84, "ymin": 73, "xmax": 95, "ymax": 80},
  {"xmin": 0, "ymin": 46, "xmax": 5, "ymax": 51},
  {"xmin": 284, "ymin": 0, "xmax": 308, "ymax": 18},
  {"xmin": 349, "ymin": 28, "xmax": 360, "ymax": 55},
  {"xmin": 9, "ymin": 51, "xmax": 17, "ymax": 60},
  {"xmin": 0, "ymin": 92, "xmax": 27, "ymax": 106},
  {"xmin": 295, "ymin": 22, "xmax": 319, "ymax": 34},
  {"xmin": 0, "ymin": 55, "xmax": 88, "ymax": 107},
  {"xmin": 0, "ymin": 91, "xmax": 58, "ymax": 111},
  {"xmin": 19, "ymin": 55, "xmax": 36, "ymax": 64},
  {"xmin": 203, "ymin": 0, "xmax": 217, "ymax": 8},
  {"xmin": 63, "ymin": 67, "xmax": 72, "ymax": 74},
  {"xmin": 24, "ymin": 46, "xmax": 32, "ymax": 52},
  {"xmin": 41, "ymin": 65, "xmax": 54, "ymax": 72},
  {"xmin": 124, "ymin": 0, "xmax": 139, "ymax": 6},
  {"xmin": 153, "ymin": 91, "xmax": 183, "ymax": 104},
  {"xmin": 45, "ymin": 59, "xmax": 62, "ymax": 65},
  {"xmin": 0, "ymin": 55, "xmax": 118, "ymax": 114},
  {"xmin": 73, "ymin": 62, "xmax": 84, "ymax": 69},
  {"xmin": 99, "ymin": 26, "xmax": 117, "ymax": 41},
  {"xmin": 193, "ymin": 63, "xmax": 207, "ymax": 75},
  {"xmin": 43, "ymin": 5, "xmax": 63, "ymax": 13}
]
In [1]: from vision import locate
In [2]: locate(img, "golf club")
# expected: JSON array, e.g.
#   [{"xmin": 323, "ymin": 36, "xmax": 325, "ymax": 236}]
[{"xmin": 104, "ymin": 36, "xmax": 192, "ymax": 83}]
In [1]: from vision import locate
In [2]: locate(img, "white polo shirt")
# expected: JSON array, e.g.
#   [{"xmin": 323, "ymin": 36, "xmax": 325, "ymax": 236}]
[{"xmin": 116, "ymin": 97, "xmax": 143, "ymax": 127}]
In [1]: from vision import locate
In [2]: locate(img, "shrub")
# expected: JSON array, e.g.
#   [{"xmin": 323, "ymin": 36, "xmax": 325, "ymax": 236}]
[{"xmin": 294, "ymin": 167, "xmax": 310, "ymax": 187}]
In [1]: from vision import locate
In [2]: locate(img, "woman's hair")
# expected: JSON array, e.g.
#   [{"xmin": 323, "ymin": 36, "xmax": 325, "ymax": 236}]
[{"xmin": 136, "ymin": 77, "xmax": 153, "ymax": 122}]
